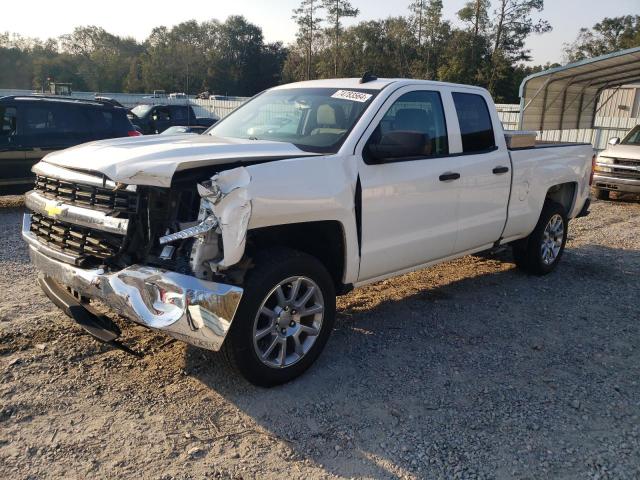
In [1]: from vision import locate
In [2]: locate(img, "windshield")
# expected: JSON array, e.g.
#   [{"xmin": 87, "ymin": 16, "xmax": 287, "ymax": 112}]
[
  {"xmin": 209, "ymin": 87, "xmax": 378, "ymax": 153},
  {"xmin": 131, "ymin": 105, "xmax": 153, "ymax": 117},
  {"xmin": 621, "ymin": 126, "xmax": 640, "ymax": 145}
]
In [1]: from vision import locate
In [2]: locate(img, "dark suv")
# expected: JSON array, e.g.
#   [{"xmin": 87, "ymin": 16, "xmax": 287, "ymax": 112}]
[
  {"xmin": 0, "ymin": 96, "xmax": 140, "ymax": 194},
  {"xmin": 128, "ymin": 104, "xmax": 217, "ymax": 135}
]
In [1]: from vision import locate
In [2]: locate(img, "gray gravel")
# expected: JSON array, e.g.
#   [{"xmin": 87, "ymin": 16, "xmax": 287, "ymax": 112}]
[{"xmin": 1, "ymin": 195, "xmax": 639, "ymax": 479}]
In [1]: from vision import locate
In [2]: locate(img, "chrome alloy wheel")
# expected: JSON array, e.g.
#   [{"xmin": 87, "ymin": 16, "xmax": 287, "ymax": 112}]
[
  {"xmin": 252, "ymin": 276, "xmax": 325, "ymax": 368},
  {"xmin": 541, "ymin": 213, "xmax": 564, "ymax": 265}
]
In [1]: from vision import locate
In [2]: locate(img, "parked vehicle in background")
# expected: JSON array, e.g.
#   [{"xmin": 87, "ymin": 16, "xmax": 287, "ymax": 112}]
[
  {"xmin": 169, "ymin": 93, "xmax": 187, "ymax": 100},
  {"xmin": 94, "ymin": 96, "xmax": 127, "ymax": 109},
  {"xmin": 21, "ymin": 77, "xmax": 593, "ymax": 386},
  {"xmin": 0, "ymin": 95, "xmax": 140, "ymax": 194},
  {"xmin": 160, "ymin": 125, "xmax": 209, "ymax": 135},
  {"xmin": 143, "ymin": 90, "xmax": 167, "ymax": 99},
  {"xmin": 127, "ymin": 104, "xmax": 218, "ymax": 134},
  {"xmin": 592, "ymin": 126, "xmax": 640, "ymax": 199}
]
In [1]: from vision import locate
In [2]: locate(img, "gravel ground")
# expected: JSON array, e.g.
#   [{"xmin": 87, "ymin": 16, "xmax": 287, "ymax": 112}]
[{"xmin": 1, "ymin": 195, "xmax": 639, "ymax": 480}]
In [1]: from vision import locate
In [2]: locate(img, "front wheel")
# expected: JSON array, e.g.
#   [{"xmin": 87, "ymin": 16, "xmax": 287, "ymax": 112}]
[
  {"xmin": 221, "ymin": 248, "xmax": 336, "ymax": 387},
  {"xmin": 512, "ymin": 200, "xmax": 568, "ymax": 275}
]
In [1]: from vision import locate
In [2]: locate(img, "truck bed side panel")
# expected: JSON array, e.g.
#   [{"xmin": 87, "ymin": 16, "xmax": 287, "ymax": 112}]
[{"xmin": 502, "ymin": 144, "xmax": 592, "ymax": 241}]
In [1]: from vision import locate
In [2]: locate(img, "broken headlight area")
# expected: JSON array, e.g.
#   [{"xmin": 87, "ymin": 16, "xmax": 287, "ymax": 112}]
[{"xmin": 151, "ymin": 167, "xmax": 252, "ymax": 281}]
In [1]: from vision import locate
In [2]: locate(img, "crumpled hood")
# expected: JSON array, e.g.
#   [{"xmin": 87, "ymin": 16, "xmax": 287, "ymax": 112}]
[
  {"xmin": 41, "ymin": 135, "xmax": 318, "ymax": 187},
  {"xmin": 599, "ymin": 144, "xmax": 640, "ymax": 161}
]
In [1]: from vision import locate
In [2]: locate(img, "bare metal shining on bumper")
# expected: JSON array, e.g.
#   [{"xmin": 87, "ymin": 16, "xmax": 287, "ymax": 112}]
[{"xmin": 23, "ymin": 214, "xmax": 243, "ymax": 351}]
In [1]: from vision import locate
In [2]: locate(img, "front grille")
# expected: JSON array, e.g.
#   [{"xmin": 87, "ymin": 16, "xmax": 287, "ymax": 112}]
[
  {"xmin": 34, "ymin": 175, "xmax": 139, "ymax": 215},
  {"xmin": 30, "ymin": 213, "xmax": 125, "ymax": 260},
  {"xmin": 614, "ymin": 158, "xmax": 640, "ymax": 168},
  {"xmin": 610, "ymin": 168, "xmax": 640, "ymax": 180}
]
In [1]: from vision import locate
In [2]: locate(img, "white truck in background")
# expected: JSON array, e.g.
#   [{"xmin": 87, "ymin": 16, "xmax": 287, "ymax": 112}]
[
  {"xmin": 593, "ymin": 125, "xmax": 640, "ymax": 199},
  {"xmin": 22, "ymin": 77, "xmax": 594, "ymax": 386}
]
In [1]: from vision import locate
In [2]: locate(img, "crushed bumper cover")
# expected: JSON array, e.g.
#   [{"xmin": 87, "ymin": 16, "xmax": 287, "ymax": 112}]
[{"xmin": 23, "ymin": 214, "xmax": 243, "ymax": 351}]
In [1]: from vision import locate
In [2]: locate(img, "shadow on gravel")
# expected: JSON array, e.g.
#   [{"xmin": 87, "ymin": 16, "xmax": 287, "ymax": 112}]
[{"xmin": 186, "ymin": 244, "xmax": 640, "ymax": 478}]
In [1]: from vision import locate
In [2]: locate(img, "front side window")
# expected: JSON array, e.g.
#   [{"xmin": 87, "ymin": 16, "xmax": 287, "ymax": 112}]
[
  {"xmin": 452, "ymin": 92, "xmax": 496, "ymax": 152},
  {"xmin": 209, "ymin": 87, "xmax": 378, "ymax": 153},
  {"xmin": 0, "ymin": 107, "xmax": 17, "ymax": 136},
  {"xmin": 366, "ymin": 90, "xmax": 449, "ymax": 161},
  {"xmin": 622, "ymin": 126, "xmax": 640, "ymax": 145}
]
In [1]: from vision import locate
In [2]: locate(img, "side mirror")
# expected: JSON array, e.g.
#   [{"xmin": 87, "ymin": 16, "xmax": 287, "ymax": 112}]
[
  {"xmin": 609, "ymin": 137, "xmax": 621, "ymax": 145},
  {"xmin": 367, "ymin": 131, "xmax": 429, "ymax": 163}
]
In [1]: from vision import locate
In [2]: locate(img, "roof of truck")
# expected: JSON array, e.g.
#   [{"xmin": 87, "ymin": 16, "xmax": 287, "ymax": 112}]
[{"xmin": 271, "ymin": 78, "xmax": 489, "ymax": 93}]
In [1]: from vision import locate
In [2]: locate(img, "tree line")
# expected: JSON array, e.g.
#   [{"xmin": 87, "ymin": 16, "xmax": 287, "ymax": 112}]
[{"xmin": 0, "ymin": 2, "xmax": 638, "ymax": 103}]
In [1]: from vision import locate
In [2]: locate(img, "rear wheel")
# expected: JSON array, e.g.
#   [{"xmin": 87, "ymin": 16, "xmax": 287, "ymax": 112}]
[
  {"xmin": 594, "ymin": 188, "xmax": 610, "ymax": 200},
  {"xmin": 221, "ymin": 248, "xmax": 336, "ymax": 387},
  {"xmin": 512, "ymin": 200, "xmax": 568, "ymax": 275}
]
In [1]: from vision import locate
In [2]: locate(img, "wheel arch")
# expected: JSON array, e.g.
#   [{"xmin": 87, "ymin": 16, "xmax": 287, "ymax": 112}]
[
  {"xmin": 246, "ymin": 220, "xmax": 351, "ymax": 294},
  {"xmin": 545, "ymin": 182, "xmax": 577, "ymax": 215}
]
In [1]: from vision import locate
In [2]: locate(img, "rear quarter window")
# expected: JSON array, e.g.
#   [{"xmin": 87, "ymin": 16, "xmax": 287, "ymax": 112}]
[
  {"xmin": 452, "ymin": 92, "xmax": 496, "ymax": 153},
  {"xmin": 87, "ymin": 107, "xmax": 131, "ymax": 136}
]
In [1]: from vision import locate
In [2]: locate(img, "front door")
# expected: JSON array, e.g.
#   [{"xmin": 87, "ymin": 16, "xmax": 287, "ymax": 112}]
[
  {"xmin": 0, "ymin": 104, "xmax": 28, "ymax": 194},
  {"xmin": 356, "ymin": 87, "xmax": 460, "ymax": 282}
]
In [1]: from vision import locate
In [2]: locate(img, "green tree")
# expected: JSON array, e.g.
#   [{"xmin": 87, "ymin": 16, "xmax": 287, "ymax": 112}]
[
  {"xmin": 322, "ymin": 0, "xmax": 359, "ymax": 76},
  {"xmin": 457, "ymin": 0, "xmax": 490, "ymax": 68},
  {"xmin": 487, "ymin": 0, "xmax": 551, "ymax": 96},
  {"xmin": 292, "ymin": 0, "xmax": 324, "ymax": 80},
  {"xmin": 408, "ymin": 0, "xmax": 449, "ymax": 79},
  {"xmin": 563, "ymin": 15, "xmax": 640, "ymax": 62}
]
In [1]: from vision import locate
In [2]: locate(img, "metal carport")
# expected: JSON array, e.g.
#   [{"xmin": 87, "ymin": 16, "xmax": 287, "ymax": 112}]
[{"xmin": 518, "ymin": 46, "xmax": 640, "ymax": 131}]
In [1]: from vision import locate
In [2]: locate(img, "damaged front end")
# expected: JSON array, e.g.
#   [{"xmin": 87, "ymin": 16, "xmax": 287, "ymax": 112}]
[
  {"xmin": 23, "ymin": 163, "xmax": 254, "ymax": 352},
  {"xmin": 157, "ymin": 167, "xmax": 253, "ymax": 280}
]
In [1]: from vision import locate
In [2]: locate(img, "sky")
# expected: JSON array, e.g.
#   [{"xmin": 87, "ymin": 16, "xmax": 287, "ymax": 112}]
[{"xmin": 2, "ymin": 0, "xmax": 639, "ymax": 65}]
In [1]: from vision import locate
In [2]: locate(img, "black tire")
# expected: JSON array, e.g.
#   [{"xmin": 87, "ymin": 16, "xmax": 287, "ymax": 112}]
[
  {"xmin": 221, "ymin": 247, "xmax": 336, "ymax": 387},
  {"xmin": 594, "ymin": 188, "xmax": 610, "ymax": 200},
  {"xmin": 512, "ymin": 200, "xmax": 568, "ymax": 276}
]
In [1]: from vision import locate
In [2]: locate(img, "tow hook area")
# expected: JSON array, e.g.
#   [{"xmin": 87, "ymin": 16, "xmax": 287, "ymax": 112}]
[{"xmin": 38, "ymin": 276, "xmax": 142, "ymax": 357}]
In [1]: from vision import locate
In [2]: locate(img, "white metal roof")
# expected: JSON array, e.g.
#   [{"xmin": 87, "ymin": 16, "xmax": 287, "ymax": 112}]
[{"xmin": 518, "ymin": 46, "xmax": 640, "ymax": 130}]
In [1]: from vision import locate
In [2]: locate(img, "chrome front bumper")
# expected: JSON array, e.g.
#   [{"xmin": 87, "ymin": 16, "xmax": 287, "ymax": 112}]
[
  {"xmin": 23, "ymin": 214, "xmax": 243, "ymax": 351},
  {"xmin": 593, "ymin": 174, "xmax": 640, "ymax": 193}
]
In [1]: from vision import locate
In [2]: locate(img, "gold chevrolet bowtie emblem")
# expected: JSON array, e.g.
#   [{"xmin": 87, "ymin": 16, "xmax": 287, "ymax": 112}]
[{"xmin": 44, "ymin": 201, "xmax": 63, "ymax": 217}]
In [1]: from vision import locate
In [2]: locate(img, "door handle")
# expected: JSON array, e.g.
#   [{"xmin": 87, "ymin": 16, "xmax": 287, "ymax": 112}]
[
  {"xmin": 492, "ymin": 166, "xmax": 509, "ymax": 174},
  {"xmin": 439, "ymin": 172, "xmax": 461, "ymax": 181}
]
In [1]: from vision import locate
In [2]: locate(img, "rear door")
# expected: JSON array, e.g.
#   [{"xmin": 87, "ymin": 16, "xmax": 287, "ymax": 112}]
[
  {"xmin": 0, "ymin": 104, "xmax": 29, "ymax": 192},
  {"xmin": 356, "ymin": 86, "xmax": 460, "ymax": 282},
  {"xmin": 448, "ymin": 91, "xmax": 511, "ymax": 252}
]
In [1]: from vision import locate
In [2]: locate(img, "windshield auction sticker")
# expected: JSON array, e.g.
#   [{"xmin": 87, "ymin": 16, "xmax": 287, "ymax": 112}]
[{"xmin": 331, "ymin": 90, "xmax": 373, "ymax": 103}]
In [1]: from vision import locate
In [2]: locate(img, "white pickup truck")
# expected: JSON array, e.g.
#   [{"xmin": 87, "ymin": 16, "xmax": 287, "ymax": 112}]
[{"xmin": 22, "ymin": 77, "xmax": 594, "ymax": 386}]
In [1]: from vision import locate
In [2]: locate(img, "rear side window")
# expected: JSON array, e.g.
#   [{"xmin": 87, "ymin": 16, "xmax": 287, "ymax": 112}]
[
  {"xmin": 452, "ymin": 93, "xmax": 496, "ymax": 152},
  {"xmin": 87, "ymin": 108, "xmax": 132, "ymax": 136},
  {"xmin": 86, "ymin": 108, "xmax": 114, "ymax": 134},
  {"xmin": 23, "ymin": 104, "xmax": 89, "ymax": 135},
  {"xmin": 0, "ymin": 106, "xmax": 17, "ymax": 136}
]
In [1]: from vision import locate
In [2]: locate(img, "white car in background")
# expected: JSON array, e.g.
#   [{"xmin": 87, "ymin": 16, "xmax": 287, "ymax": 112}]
[{"xmin": 593, "ymin": 125, "xmax": 640, "ymax": 199}]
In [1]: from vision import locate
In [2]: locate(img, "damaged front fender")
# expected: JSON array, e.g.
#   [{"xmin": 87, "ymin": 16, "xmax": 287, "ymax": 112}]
[{"xmin": 160, "ymin": 167, "xmax": 252, "ymax": 272}]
